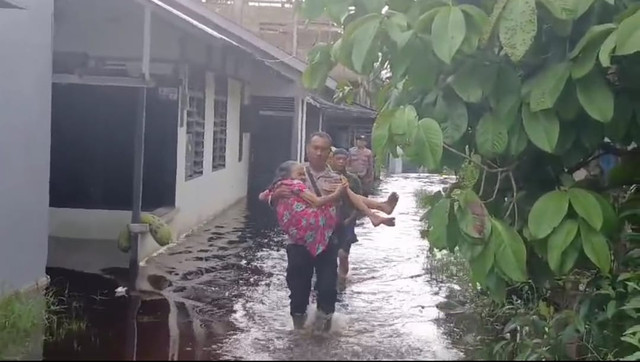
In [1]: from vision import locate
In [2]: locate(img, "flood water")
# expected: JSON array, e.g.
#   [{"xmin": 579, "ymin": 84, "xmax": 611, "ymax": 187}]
[{"xmin": 43, "ymin": 174, "xmax": 463, "ymax": 360}]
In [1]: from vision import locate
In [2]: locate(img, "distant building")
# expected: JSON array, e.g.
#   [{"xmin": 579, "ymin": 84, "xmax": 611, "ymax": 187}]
[{"xmin": 199, "ymin": 0, "xmax": 376, "ymax": 150}]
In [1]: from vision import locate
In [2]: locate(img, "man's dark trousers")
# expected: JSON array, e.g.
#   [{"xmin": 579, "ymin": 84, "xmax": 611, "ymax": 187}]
[{"xmin": 286, "ymin": 238, "xmax": 338, "ymax": 316}]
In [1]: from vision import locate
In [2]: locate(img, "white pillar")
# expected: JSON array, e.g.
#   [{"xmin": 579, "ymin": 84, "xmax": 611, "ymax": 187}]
[{"xmin": 142, "ymin": 5, "xmax": 151, "ymax": 81}]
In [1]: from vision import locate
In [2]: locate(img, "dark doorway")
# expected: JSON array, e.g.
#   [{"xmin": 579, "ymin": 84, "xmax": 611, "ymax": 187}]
[
  {"xmin": 248, "ymin": 115, "xmax": 292, "ymax": 198},
  {"xmin": 50, "ymin": 83, "xmax": 178, "ymax": 211}
]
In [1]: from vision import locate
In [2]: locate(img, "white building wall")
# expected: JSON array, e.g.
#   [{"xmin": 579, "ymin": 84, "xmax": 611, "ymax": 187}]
[
  {"xmin": 0, "ymin": 0, "xmax": 54, "ymax": 292},
  {"xmin": 172, "ymin": 75, "xmax": 250, "ymax": 238}
]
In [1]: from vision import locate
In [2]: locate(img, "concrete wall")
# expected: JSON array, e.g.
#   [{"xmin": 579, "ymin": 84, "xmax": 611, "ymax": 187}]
[
  {"xmin": 0, "ymin": 0, "xmax": 53, "ymax": 291},
  {"xmin": 172, "ymin": 75, "xmax": 250, "ymax": 238}
]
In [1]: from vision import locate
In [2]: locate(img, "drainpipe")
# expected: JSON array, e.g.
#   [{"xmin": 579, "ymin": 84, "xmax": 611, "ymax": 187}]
[
  {"xmin": 129, "ymin": 2, "xmax": 152, "ymax": 290},
  {"xmin": 126, "ymin": 5, "xmax": 151, "ymax": 360}
]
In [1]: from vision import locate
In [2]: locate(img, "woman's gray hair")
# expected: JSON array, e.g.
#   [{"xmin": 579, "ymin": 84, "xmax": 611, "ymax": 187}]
[{"xmin": 270, "ymin": 160, "xmax": 300, "ymax": 190}]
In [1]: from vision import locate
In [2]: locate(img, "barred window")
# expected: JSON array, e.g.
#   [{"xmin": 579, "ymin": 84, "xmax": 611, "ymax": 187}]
[
  {"xmin": 185, "ymin": 67, "xmax": 206, "ymax": 180},
  {"xmin": 212, "ymin": 75, "xmax": 228, "ymax": 171}
]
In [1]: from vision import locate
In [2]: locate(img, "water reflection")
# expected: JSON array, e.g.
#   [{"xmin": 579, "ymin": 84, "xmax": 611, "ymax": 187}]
[{"xmin": 44, "ymin": 174, "xmax": 461, "ymax": 361}]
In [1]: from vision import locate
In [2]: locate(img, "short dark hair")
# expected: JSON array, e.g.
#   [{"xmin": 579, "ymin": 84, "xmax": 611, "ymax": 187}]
[
  {"xmin": 332, "ymin": 148, "xmax": 349, "ymax": 157},
  {"xmin": 308, "ymin": 131, "xmax": 333, "ymax": 145}
]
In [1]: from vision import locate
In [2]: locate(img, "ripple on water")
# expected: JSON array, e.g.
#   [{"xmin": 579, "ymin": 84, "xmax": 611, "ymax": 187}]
[{"xmin": 45, "ymin": 174, "xmax": 460, "ymax": 361}]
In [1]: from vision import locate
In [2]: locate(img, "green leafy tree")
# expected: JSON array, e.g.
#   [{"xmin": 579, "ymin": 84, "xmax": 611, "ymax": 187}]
[{"xmin": 301, "ymin": 0, "xmax": 640, "ymax": 359}]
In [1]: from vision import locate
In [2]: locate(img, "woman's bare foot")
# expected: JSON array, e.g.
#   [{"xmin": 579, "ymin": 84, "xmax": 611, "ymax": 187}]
[
  {"xmin": 380, "ymin": 192, "xmax": 399, "ymax": 215},
  {"xmin": 370, "ymin": 213, "xmax": 396, "ymax": 227}
]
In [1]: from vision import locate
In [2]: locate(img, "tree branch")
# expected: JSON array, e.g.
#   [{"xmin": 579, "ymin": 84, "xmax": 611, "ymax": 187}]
[
  {"xmin": 505, "ymin": 172, "xmax": 518, "ymax": 226},
  {"xmin": 443, "ymin": 144, "xmax": 516, "ymax": 173},
  {"xmin": 484, "ymin": 171, "xmax": 504, "ymax": 203},
  {"xmin": 479, "ymin": 170, "xmax": 487, "ymax": 196}
]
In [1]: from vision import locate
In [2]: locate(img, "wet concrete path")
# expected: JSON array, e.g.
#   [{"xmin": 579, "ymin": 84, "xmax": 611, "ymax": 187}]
[{"xmin": 44, "ymin": 174, "xmax": 463, "ymax": 360}]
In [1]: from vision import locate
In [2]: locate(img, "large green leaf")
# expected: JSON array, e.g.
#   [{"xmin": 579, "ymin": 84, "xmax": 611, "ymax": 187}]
[
  {"xmin": 561, "ymin": 238, "xmax": 582, "ymax": 275},
  {"xmin": 414, "ymin": 6, "xmax": 445, "ymax": 33},
  {"xmin": 569, "ymin": 23, "xmax": 616, "ymax": 58},
  {"xmin": 413, "ymin": 118, "xmax": 444, "ymax": 170},
  {"xmin": 499, "ymin": 0, "xmax": 537, "ymax": 62},
  {"xmin": 548, "ymin": 219, "xmax": 579, "ymax": 274},
  {"xmin": 485, "ymin": 269, "xmax": 507, "ymax": 301},
  {"xmin": 491, "ymin": 64, "xmax": 522, "ymax": 128},
  {"xmin": 391, "ymin": 105, "xmax": 418, "ymax": 136},
  {"xmin": 451, "ymin": 61, "xmax": 498, "ymax": 103},
  {"xmin": 431, "ymin": 6, "xmax": 467, "ymax": 64},
  {"xmin": 569, "ymin": 188, "xmax": 603, "ymax": 230},
  {"xmin": 438, "ymin": 93, "xmax": 468, "ymax": 145},
  {"xmin": 372, "ymin": 109, "xmax": 392, "ymax": 159},
  {"xmin": 571, "ymin": 25, "xmax": 616, "ymax": 79},
  {"xmin": 579, "ymin": 220, "xmax": 611, "ymax": 275},
  {"xmin": 589, "ymin": 191, "xmax": 619, "ymax": 237},
  {"xmin": 522, "ymin": 107, "xmax": 560, "ymax": 153},
  {"xmin": 389, "ymin": 38, "xmax": 415, "ymax": 80},
  {"xmin": 427, "ymin": 199, "xmax": 450, "ymax": 250},
  {"xmin": 599, "ymin": 30, "xmax": 617, "ymax": 67},
  {"xmin": 529, "ymin": 62, "xmax": 571, "ymax": 112},
  {"xmin": 459, "ymin": 23, "xmax": 481, "ymax": 54},
  {"xmin": 508, "ymin": 119, "xmax": 529, "ymax": 157},
  {"xmin": 556, "ymin": 82, "xmax": 581, "ymax": 120},
  {"xmin": 407, "ymin": 37, "xmax": 441, "ymax": 91},
  {"xmin": 459, "ymin": 236, "xmax": 486, "ymax": 259},
  {"xmin": 302, "ymin": 44, "xmax": 333, "ymax": 90},
  {"xmin": 459, "ymin": 4, "xmax": 489, "ymax": 30},
  {"xmin": 492, "ymin": 219, "xmax": 528, "ymax": 282},
  {"xmin": 615, "ymin": 8, "xmax": 640, "ymax": 56},
  {"xmin": 387, "ymin": 19, "xmax": 413, "ymax": 49},
  {"xmin": 454, "ymin": 189, "xmax": 492, "ymax": 240},
  {"xmin": 528, "ymin": 190, "xmax": 570, "ymax": 239},
  {"xmin": 576, "ymin": 70, "xmax": 614, "ymax": 123},
  {"xmin": 538, "ymin": 0, "xmax": 596, "ymax": 20},
  {"xmin": 350, "ymin": 14, "xmax": 382, "ymax": 73},
  {"xmin": 446, "ymin": 207, "xmax": 462, "ymax": 252},
  {"xmin": 475, "ymin": 113, "xmax": 508, "ymax": 158},
  {"xmin": 470, "ymin": 236, "xmax": 497, "ymax": 283},
  {"xmin": 482, "ymin": 0, "xmax": 507, "ymax": 44}
]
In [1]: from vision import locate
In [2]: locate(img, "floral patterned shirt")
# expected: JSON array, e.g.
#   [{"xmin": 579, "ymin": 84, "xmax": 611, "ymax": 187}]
[{"xmin": 275, "ymin": 179, "xmax": 338, "ymax": 257}]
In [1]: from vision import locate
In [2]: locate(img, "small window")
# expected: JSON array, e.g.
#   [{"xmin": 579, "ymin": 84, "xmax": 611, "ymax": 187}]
[
  {"xmin": 185, "ymin": 68, "xmax": 206, "ymax": 180},
  {"xmin": 212, "ymin": 75, "xmax": 228, "ymax": 171}
]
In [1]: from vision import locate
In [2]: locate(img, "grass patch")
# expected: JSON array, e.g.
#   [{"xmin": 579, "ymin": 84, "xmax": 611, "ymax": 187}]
[
  {"xmin": 0, "ymin": 290, "xmax": 46, "ymax": 360},
  {"xmin": 0, "ymin": 285, "xmax": 89, "ymax": 360}
]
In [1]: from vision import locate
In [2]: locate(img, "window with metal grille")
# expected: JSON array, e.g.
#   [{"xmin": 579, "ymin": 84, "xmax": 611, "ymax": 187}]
[
  {"xmin": 185, "ymin": 67, "xmax": 206, "ymax": 180},
  {"xmin": 212, "ymin": 75, "xmax": 228, "ymax": 171}
]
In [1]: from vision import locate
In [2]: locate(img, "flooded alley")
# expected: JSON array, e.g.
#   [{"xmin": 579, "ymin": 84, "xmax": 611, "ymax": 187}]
[{"xmin": 43, "ymin": 174, "xmax": 463, "ymax": 361}]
